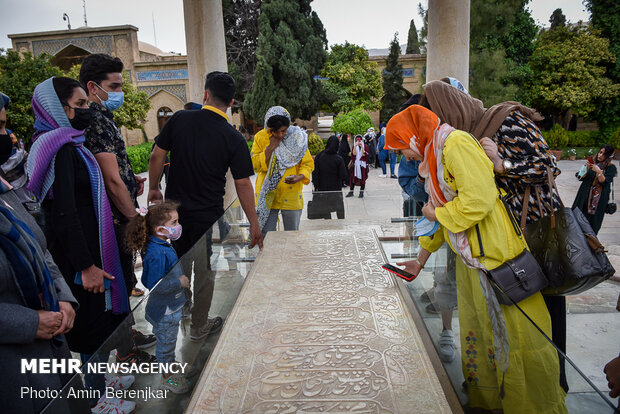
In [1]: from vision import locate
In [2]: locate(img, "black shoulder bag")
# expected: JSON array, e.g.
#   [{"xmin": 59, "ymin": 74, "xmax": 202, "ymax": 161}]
[{"xmin": 477, "ymin": 196, "xmax": 548, "ymax": 305}]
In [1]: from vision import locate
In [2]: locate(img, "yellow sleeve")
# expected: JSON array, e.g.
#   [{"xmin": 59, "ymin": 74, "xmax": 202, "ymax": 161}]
[
  {"xmin": 251, "ymin": 129, "xmax": 269, "ymax": 173},
  {"xmin": 435, "ymin": 131, "xmax": 497, "ymax": 234},
  {"xmin": 419, "ymin": 229, "xmax": 445, "ymax": 253},
  {"xmin": 296, "ymin": 149, "xmax": 314, "ymax": 185}
]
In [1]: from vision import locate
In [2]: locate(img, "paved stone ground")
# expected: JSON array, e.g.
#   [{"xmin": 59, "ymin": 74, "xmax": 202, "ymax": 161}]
[{"xmin": 138, "ymin": 158, "xmax": 619, "ymax": 409}]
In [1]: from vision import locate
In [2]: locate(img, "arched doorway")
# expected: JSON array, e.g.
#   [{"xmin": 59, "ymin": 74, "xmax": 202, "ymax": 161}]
[{"xmin": 157, "ymin": 107, "xmax": 174, "ymax": 132}]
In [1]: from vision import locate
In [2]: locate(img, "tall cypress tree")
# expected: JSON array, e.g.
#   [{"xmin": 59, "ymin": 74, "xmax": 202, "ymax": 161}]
[
  {"xmin": 244, "ymin": 0, "xmax": 327, "ymax": 122},
  {"xmin": 381, "ymin": 33, "xmax": 407, "ymax": 122},
  {"xmin": 406, "ymin": 19, "xmax": 420, "ymax": 54},
  {"xmin": 549, "ymin": 8, "xmax": 567, "ymax": 29}
]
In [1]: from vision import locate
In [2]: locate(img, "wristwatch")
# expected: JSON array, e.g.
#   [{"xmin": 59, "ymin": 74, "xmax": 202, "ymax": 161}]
[{"xmin": 502, "ymin": 158, "xmax": 513, "ymax": 172}]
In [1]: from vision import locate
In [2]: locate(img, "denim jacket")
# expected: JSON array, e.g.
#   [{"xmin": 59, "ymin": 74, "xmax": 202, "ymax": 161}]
[{"xmin": 142, "ymin": 236, "xmax": 185, "ymax": 324}]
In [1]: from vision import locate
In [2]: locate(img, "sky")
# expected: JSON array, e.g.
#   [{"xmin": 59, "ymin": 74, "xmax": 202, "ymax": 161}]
[{"xmin": 0, "ymin": 0, "xmax": 591, "ymax": 55}]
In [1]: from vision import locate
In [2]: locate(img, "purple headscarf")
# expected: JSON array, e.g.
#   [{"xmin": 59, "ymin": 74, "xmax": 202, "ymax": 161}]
[{"xmin": 26, "ymin": 77, "xmax": 129, "ymax": 314}]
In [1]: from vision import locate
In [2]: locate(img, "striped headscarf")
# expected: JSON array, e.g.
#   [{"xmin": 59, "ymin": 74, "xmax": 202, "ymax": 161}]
[{"xmin": 26, "ymin": 77, "xmax": 129, "ymax": 315}]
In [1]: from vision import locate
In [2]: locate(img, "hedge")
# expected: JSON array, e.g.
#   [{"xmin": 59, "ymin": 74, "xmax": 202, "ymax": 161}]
[{"xmin": 127, "ymin": 142, "xmax": 153, "ymax": 174}]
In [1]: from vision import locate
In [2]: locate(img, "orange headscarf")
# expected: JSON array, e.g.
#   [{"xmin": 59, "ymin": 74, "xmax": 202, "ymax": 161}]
[{"xmin": 385, "ymin": 105, "xmax": 448, "ymax": 205}]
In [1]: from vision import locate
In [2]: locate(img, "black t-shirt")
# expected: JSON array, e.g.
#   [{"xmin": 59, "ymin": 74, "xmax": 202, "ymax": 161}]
[{"xmin": 156, "ymin": 108, "xmax": 253, "ymax": 224}]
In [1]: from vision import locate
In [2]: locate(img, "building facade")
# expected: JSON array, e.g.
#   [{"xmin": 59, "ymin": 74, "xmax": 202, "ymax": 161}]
[
  {"xmin": 8, "ymin": 25, "xmax": 427, "ymax": 145},
  {"xmin": 9, "ymin": 25, "xmax": 189, "ymax": 145}
]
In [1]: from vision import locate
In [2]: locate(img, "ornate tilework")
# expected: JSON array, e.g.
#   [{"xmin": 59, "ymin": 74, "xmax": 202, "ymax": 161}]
[
  {"xmin": 32, "ymin": 36, "xmax": 113, "ymax": 57},
  {"xmin": 137, "ymin": 84, "xmax": 187, "ymax": 103},
  {"xmin": 136, "ymin": 69, "xmax": 189, "ymax": 82}
]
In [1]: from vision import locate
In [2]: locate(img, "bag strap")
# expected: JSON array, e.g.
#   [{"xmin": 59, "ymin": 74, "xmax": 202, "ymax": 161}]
[
  {"xmin": 520, "ymin": 185, "xmax": 530, "ymax": 232},
  {"xmin": 487, "ymin": 277, "xmax": 617, "ymax": 411}
]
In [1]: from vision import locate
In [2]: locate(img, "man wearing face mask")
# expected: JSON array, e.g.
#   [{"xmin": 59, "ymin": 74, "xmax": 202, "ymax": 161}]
[{"xmin": 79, "ymin": 54, "xmax": 156, "ymax": 361}]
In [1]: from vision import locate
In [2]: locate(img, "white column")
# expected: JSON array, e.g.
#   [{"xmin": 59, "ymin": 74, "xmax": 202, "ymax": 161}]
[
  {"xmin": 426, "ymin": 0, "xmax": 470, "ymax": 88},
  {"xmin": 183, "ymin": 0, "xmax": 237, "ymax": 210},
  {"xmin": 183, "ymin": 0, "xmax": 228, "ymax": 104}
]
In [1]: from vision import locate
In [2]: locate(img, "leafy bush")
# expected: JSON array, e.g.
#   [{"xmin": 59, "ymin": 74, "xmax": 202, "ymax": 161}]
[
  {"xmin": 247, "ymin": 140, "xmax": 254, "ymax": 153},
  {"xmin": 331, "ymin": 109, "xmax": 374, "ymax": 136},
  {"xmin": 609, "ymin": 127, "xmax": 620, "ymax": 150},
  {"xmin": 566, "ymin": 130, "xmax": 598, "ymax": 147},
  {"xmin": 127, "ymin": 142, "xmax": 153, "ymax": 174},
  {"xmin": 543, "ymin": 124, "xmax": 569, "ymax": 149},
  {"xmin": 308, "ymin": 133, "xmax": 325, "ymax": 155}
]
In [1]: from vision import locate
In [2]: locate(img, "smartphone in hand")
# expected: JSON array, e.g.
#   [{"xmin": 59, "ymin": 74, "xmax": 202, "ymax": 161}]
[
  {"xmin": 587, "ymin": 156, "xmax": 594, "ymax": 164},
  {"xmin": 382, "ymin": 263, "xmax": 417, "ymax": 282}
]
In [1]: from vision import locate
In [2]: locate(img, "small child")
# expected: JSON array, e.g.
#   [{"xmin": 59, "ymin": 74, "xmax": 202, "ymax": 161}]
[{"xmin": 125, "ymin": 201, "xmax": 190, "ymax": 394}]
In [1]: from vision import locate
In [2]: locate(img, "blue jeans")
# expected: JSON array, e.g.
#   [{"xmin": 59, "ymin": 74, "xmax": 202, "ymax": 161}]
[
  {"xmin": 81, "ymin": 353, "xmax": 105, "ymax": 405},
  {"xmin": 262, "ymin": 209, "xmax": 302, "ymax": 238},
  {"xmin": 378, "ymin": 157, "xmax": 387, "ymax": 174},
  {"xmin": 389, "ymin": 153, "xmax": 397, "ymax": 175},
  {"xmin": 152, "ymin": 309, "xmax": 182, "ymax": 363}
]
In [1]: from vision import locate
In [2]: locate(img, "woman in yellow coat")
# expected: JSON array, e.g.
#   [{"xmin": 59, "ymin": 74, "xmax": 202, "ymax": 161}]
[
  {"xmin": 387, "ymin": 105, "xmax": 567, "ymax": 413},
  {"xmin": 251, "ymin": 106, "xmax": 314, "ymax": 237}
]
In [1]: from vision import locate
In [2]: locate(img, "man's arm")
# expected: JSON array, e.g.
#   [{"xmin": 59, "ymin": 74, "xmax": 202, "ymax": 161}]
[
  {"xmin": 148, "ymin": 145, "xmax": 167, "ymax": 205},
  {"xmin": 94, "ymin": 153, "xmax": 137, "ymax": 219},
  {"xmin": 234, "ymin": 177, "xmax": 263, "ymax": 250}
]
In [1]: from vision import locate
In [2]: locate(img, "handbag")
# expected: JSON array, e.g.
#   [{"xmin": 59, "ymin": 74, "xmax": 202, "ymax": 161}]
[
  {"xmin": 476, "ymin": 197, "xmax": 548, "ymax": 306},
  {"xmin": 606, "ymin": 180, "xmax": 616, "ymax": 214},
  {"xmin": 522, "ymin": 167, "xmax": 615, "ymax": 295}
]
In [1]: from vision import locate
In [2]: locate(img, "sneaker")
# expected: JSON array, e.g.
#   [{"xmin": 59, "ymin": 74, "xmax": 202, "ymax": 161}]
[
  {"xmin": 438, "ymin": 329, "xmax": 456, "ymax": 362},
  {"xmin": 425, "ymin": 302, "xmax": 440, "ymax": 314},
  {"xmin": 104, "ymin": 375, "xmax": 135, "ymax": 390},
  {"xmin": 345, "ymin": 191, "xmax": 354, "ymax": 198},
  {"xmin": 132, "ymin": 329, "xmax": 156, "ymax": 350},
  {"xmin": 131, "ymin": 287, "xmax": 144, "ymax": 297},
  {"xmin": 190, "ymin": 316, "xmax": 223, "ymax": 342},
  {"xmin": 116, "ymin": 348, "xmax": 157, "ymax": 364},
  {"xmin": 378, "ymin": 174, "xmax": 387, "ymax": 178},
  {"xmin": 159, "ymin": 373, "xmax": 189, "ymax": 394},
  {"xmin": 390, "ymin": 174, "xmax": 397, "ymax": 179},
  {"xmin": 358, "ymin": 192, "xmax": 364, "ymax": 198},
  {"xmin": 91, "ymin": 396, "xmax": 136, "ymax": 414}
]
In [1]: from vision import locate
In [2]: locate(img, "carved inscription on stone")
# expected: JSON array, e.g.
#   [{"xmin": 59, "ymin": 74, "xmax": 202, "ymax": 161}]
[{"xmin": 190, "ymin": 230, "xmax": 452, "ymax": 413}]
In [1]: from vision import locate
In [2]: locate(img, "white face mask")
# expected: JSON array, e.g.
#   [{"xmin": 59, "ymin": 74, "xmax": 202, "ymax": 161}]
[{"xmin": 415, "ymin": 217, "xmax": 440, "ymax": 237}]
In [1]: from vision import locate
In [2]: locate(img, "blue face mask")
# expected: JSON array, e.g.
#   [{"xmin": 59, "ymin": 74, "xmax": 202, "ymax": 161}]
[{"xmin": 96, "ymin": 83, "xmax": 124, "ymax": 112}]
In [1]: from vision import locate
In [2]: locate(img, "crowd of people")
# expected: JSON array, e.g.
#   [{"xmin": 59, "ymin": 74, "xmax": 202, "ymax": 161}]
[{"xmin": 0, "ymin": 50, "xmax": 618, "ymax": 414}]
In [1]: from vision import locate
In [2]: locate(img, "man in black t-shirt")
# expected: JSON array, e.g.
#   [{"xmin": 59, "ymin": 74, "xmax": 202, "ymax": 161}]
[{"xmin": 148, "ymin": 72, "xmax": 262, "ymax": 341}]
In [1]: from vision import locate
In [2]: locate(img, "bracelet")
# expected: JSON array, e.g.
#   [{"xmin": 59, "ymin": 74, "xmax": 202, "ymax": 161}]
[{"xmin": 414, "ymin": 258, "xmax": 424, "ymax": 269}]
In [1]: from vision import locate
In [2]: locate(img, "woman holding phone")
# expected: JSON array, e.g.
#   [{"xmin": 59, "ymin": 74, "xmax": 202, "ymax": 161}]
[
  {"xmin": 385, "ymin": 105, "xmax": 567, "ymax": 414},
  {"xmin": 573, "ymin": 145, "xmax": 616, "ymax": 234},
  {"xmin": 251, "ymin": 106, "xmax": 314, "ymax": 237}
]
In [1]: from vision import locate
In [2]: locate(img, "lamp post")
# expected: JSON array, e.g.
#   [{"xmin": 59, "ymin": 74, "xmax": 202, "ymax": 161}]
[{"xmin": 62, "ymin": 13, "xmax": 71, "ymax": 30}]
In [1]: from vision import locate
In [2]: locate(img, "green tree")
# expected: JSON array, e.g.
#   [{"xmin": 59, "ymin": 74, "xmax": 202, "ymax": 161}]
[
  {"xmin": 406, "ymin": 19, "xmax": 420, "ymax": 54},
  {"xmin": 222, "ymin": 0, "xmax": 260, "ymax": 109},
  {"xmin": 469, "ymin": 0, "xmax": 538, "ymax": 106},
  {"xmin": 549, "ymin": 8, "xmax": 566, "ymax": 29},
  {"xmin": 381, "ymin": 33, "xmax": 407, "ymax": 121},
  {"xmin": 331, "ymin": 108, "xmax": 374, "ymax": 136},
  {"xmin": 526, "ymin": 24, "xmax": 619, "ymax": 121},
  {"xmin": 244, "ymin": 0, "xmax": 327, "ymax": 122},
  {"xmin": 585, "ymin": 0, "xmax": 620, "ymax": 133},
  {"xmin": 320, "ymin": 42, "xmax": 383, "ymax": 113},
  {"xmin": 417, "ymin": 3, "xmax": 428, "ymax": 53},
  {"xmin": 0, "ymin": 50, "xmax": 62, "ymax": 146},
  {"xmin": 67, "ymin": 64, "xmax": 151, "ymax": 131}
]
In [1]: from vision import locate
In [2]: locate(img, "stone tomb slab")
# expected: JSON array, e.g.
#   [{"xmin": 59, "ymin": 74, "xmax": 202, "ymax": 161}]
[{"xmin": 187, "ymin": 230, "xmax": 453, "ymax": 413}]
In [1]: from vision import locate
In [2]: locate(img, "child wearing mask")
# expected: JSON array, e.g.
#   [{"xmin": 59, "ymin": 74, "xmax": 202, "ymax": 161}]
[{"xmin": 125, "ymin": 201, "xmax": 190, "ymax": 393}]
